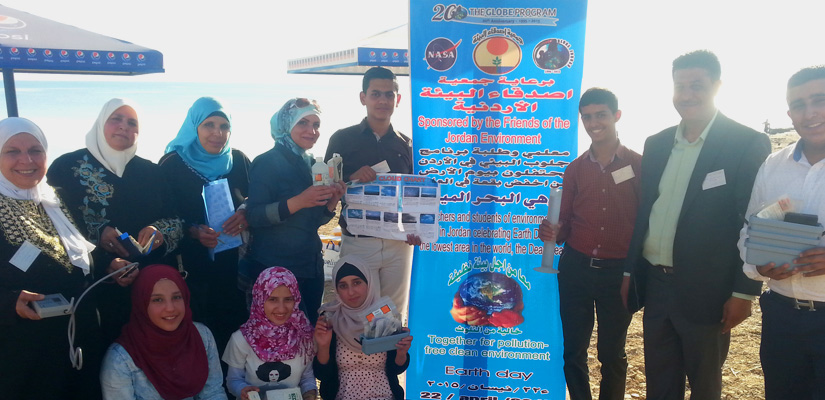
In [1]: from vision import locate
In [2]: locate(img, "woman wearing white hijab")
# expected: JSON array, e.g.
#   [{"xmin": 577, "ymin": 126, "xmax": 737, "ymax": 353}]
[
  {"xmin": 0, "ymin": 117, "xmax": 98, "ymax": 399},
  {"xmin": 47, "ymin": 98, "xmax": 184, "ymax": 344}
]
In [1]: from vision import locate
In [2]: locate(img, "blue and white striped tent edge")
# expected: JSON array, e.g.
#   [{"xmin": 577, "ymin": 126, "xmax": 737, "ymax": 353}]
[
  {"xmin": 0, "ymin": 4, "xmax": 164, "ymax": 116},
  {"xmin": 287, "ymin": 25, "xmax": 409, "ymax": 76}
]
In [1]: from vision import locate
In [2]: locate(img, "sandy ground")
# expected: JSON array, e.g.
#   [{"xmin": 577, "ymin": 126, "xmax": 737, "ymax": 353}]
[{"xmin": 318, "ymin": 131, "xmax": 798, "ymax": 399}]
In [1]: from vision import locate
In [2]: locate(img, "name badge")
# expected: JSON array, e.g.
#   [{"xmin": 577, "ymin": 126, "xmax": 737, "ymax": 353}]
[
  {"xmin": 611, "ymin": 165, "xmax": 635, "ymax": 184},
  {"xmin": 702, "ymin": 169, "xmax": 726, "ymax": 190},
  {"xmin": 10, "ymin": 240, "xmax": 41, "ymax": 272}
]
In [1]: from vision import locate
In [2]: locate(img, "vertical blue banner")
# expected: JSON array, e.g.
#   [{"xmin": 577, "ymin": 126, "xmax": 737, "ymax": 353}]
[{"xmin": 409, "ymin": 2, "xmax": 587, "ymax": 400}]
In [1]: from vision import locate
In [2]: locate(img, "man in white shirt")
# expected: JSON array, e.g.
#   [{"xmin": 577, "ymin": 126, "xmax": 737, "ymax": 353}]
[{"xmin": 739, "ymin": 65, "xmax": 825, "ymax": 399}]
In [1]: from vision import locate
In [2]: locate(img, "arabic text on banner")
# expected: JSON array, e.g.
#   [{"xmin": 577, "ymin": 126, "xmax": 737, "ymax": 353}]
[{"xmin": 408, "ymin": 2, "xmax": 588, "ymax": 399}]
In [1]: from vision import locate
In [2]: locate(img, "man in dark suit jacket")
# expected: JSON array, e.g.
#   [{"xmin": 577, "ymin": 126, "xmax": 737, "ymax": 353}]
[{"xmin": 621, "ymin": 50, "xmax": 771, "ymax": 400}]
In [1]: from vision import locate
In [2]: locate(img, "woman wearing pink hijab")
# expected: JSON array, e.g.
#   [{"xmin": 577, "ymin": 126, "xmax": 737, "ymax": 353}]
[{"xmin": 223, "ymin": 267, "xmax": 317, "ymax": 400}]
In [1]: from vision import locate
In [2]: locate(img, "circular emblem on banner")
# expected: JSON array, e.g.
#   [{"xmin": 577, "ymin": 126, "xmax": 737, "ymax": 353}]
[
  {"xmin": 76, "ymin": 50, "xmax": 85, "ymax": 59},
  {"xmin": 533, "ymin": 38, "xmax": 574, "ymax": 72},
  {"xmin": 26, "ymin": 48, "xmax": 35, "ymax": 57},
  {"xmin": 425, "ymin": 37, "xmax": 460, "ymax": 72},
  {"xmin": 0, "ymin": 15, "xmax": 26, "ymax": 29},
  {"xmin": 107, "ymin": 52, "xmax": 116, "ymax": 60},
  {"xmin": 473, "ymin": 36, "xmax": 521, "ymax": 75},
  {"xmin": 122, "ymin": 53, "xmax": 131, "ymax": 61},
  {"xmin": 43, "ymin": 49, "xmax": 53, "ymax": 58},
  {"xmin": 92, "ymin": 52, "xmax": 100, "ymax": 60},
  {"xmin": 10, "ymin": 47, "xmax": 20, "ymax": 56},
  {"xmin": 137, "ymin": 54, "xmax": 145, "ymax": 61},
  {"xmin": 59, "ymin": 50, "xmax": 69, "ymax": 59}
]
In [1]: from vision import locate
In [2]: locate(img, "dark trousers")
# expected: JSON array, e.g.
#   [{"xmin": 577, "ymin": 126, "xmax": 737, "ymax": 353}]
[
  {"xmin": 642, "ymin": 262, "xmax": 730, "ymax": 400},
  {"xmin": 760, "ymin": 291, "xmax": 825, "ymax": 400},
  {"xmin": 558, "ymin": 246, "xmax": 631, "ymax": 400}
]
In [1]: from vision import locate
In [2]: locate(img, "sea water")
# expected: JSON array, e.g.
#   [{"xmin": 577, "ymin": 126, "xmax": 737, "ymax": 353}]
[{"xmin": 0, "ymin": 78, "xmax": 413, "ymax": 164}]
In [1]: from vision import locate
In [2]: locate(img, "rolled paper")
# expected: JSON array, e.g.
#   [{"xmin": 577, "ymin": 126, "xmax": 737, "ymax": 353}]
[{"xmin": 539, "ymin": 188, "xmax": 562, "ymax": 272}]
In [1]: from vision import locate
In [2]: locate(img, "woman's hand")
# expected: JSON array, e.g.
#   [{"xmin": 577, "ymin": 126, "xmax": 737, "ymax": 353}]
[
  {"xmin": 326, "ymin": 181, "xmax": 347, "ymax": 212},
  {"xmin": 16, "ymin": 290, "xmax": 44, "ymax": 320},
  {"xmin": 314, "ymin": 314, "xmax": 332, "ymax": 364},
  {"xmin": 108, "ymin": 258, "xmax": 139, "ymax": 287},
  {"xmin": 302, "ymin": 389, "xmax": 318, "ymax": 400},
  {"xmin": 137, "ymin": 226, "xmax": 163, "ymax": 252},
  {"xmin": 395, "ymin": 327, "xmax": 412, "ymax": 365},
  {"xmin": 190, "ymin": 225, "xmax": 219, "ymax": 248},
  {"xmin": 222, "ymin": 209, "xmax": 248, "ymax": 237},
  {"xmin": 288, "ymin": 186, "xmax": 334, "ymax": 213},
  {"xmin": 100, "ymin": 226, "xmax": 129, "ymax": 258},
  {"xmin": 240, "ymin": 386, "xmax": 260, "ymax": 400},
  {"xmin": 314, "ymin": 314, "xmax": 333, "ymax": 347}
]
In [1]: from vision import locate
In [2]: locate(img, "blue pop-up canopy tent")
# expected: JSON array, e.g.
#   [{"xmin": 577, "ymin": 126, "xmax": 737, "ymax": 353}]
[
  {"xmin": 0, "ymin": 5, "xmax": 164, "ymax": 116},
  {"xmin": 287, "ymin": 25, "xmax": 409, "ymax": 76}
]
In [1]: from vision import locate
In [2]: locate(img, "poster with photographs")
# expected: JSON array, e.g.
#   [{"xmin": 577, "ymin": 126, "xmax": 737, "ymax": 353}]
[{"xmin": 343, "ymin": 174, "xmax": 440, "ymax": 242}]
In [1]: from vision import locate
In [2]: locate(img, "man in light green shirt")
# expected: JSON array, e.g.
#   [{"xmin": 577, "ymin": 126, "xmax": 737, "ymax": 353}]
[{"xmin": 621, "ymin": 50, "xmax": 770, "ymax": 400}]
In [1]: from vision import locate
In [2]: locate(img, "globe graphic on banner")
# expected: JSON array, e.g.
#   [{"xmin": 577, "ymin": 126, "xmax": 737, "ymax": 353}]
[{"xmin": 473, "ymin": 36, "xmax": 521, "ymax": 75}]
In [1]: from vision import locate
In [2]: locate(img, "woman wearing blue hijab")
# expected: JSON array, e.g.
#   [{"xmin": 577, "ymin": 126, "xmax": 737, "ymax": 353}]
[
  {"xmin": 158, "ymin": 97, "xmax": 251, "ymax": 358},
  {"xmin": 241, "ymin": 98, "xmax": 345, "ymax": 325}
]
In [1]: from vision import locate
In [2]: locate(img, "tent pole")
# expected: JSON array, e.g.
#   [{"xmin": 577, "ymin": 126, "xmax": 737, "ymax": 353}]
[{"xmin": 3, "ymin": 69, "xmax": 18, "ymax": 117}]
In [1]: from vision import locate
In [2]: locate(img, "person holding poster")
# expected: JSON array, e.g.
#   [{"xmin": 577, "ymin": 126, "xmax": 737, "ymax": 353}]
[
  {"xmin": 738, "ymin": 66, "xmax": 825, "ymax": 400},
  {"xmin": 622, "ymin": 50, "xmax": 770, "ymax": 399},
  {"xmin": 538, "ymin": 88, "xmax": 640, "ymax": 400},
  {"xmin": 324, "ymin": 67, "xmax": 421, "ymax": 318}
]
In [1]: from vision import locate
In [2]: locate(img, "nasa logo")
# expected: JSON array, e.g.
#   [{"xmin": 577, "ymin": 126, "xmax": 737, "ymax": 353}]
[
  {"xmin": 424, "ymin": 37, "xmax": 460, "ymax": 72},
  {"xmin": 10, "ymin": 47, "xmax": 19, "ymax": 56},
  {"xmin": 59, "ymin": 50, "xmax": 69, "ymax": 58},
  {"xmin": 91, "ymin": 51, "xmax": 100, "ymax": 60},
  {"xmin": 137, "ymin": 54, "xmax": 145, "ymax": 61},
  {"xmin": 43, "ymin": 49, "xmax": 53, "ymax": 58},
  {"xmin": 75, "ymin": 50, "xmax": 85, "ymax": 59},
  {"xmin": 0, "ymin": 15, "xmax": 26, "ymax": 29},
  {"xmin": 107, "ymin": 52, "xmax": 116, "ymax": 60},
  {"xmin": 26, "ymin": 48, "xmax": 35, "ymax": 57},
  {"xmin": 122, "ymin": 53, "xmax": 130, "ymax": 61}
]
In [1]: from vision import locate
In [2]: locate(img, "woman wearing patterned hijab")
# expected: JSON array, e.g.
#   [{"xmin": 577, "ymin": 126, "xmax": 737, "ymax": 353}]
[
  {"xmin": 223, "ymin": 267, "xmax": 317, "ymax": 400},
  {"xmin": 0, "ymin": 117, "xmax": 96, "ymax": 399},
  {"xmin": 240, "ymin": 98, "xmax": 345, "ymax": 324},
  {"xmin": 159, "ymin": 97, "xmax": 251, "ymax": 357},
  {"xmin": 47, "ymin": 98, "xmax": 184, "ymax": 344}
]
